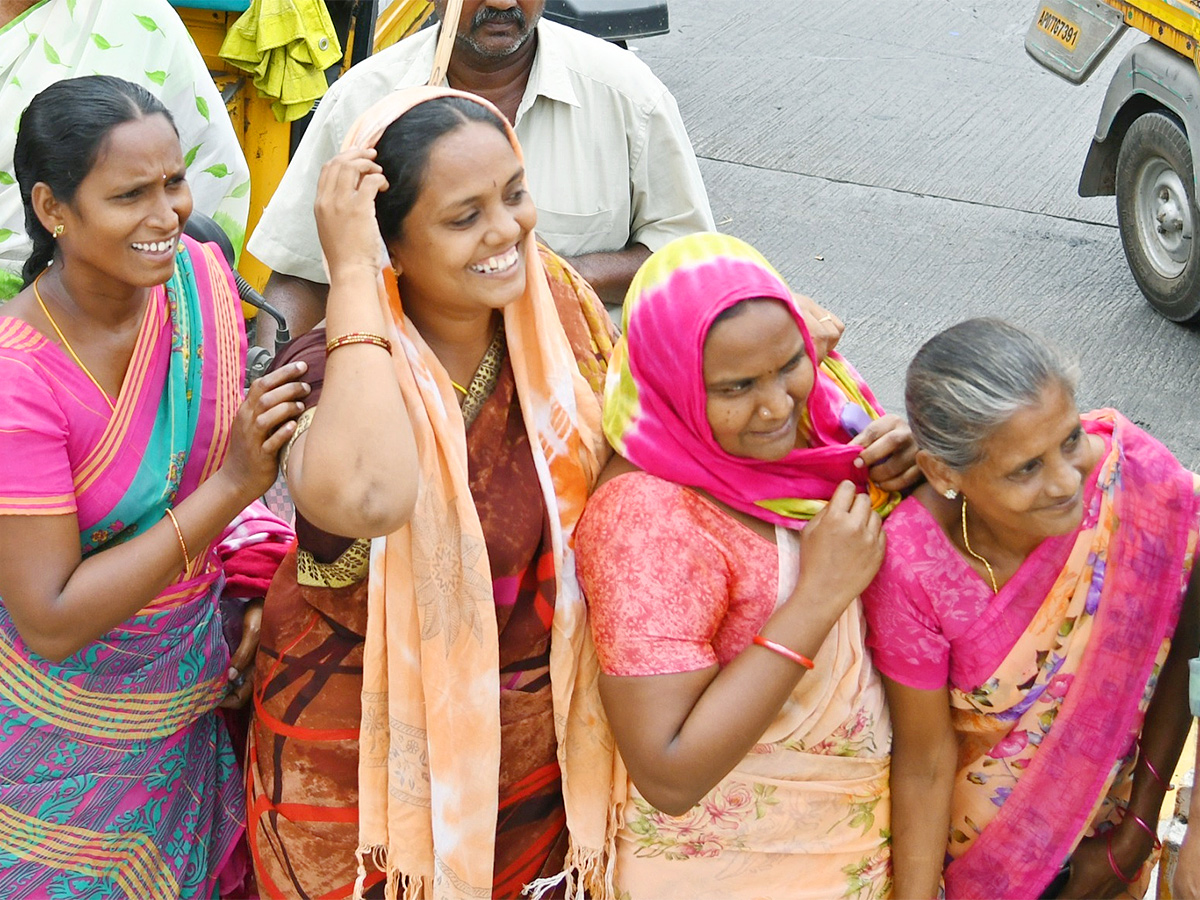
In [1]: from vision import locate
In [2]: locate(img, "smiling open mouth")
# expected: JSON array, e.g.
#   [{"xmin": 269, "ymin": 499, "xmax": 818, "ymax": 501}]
[
  {"xmin": 131, "ymin": 239, "xmax": 176, "ymax": 253},
  {"xmin": 470, "ymin": 246, "xmax": 520, "ymax": 275}
]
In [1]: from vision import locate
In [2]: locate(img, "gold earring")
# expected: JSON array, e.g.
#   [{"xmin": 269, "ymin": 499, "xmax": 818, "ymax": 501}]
[{"xmin": 53, "ymin": 224, "xmax": 64, "ymax": 238}]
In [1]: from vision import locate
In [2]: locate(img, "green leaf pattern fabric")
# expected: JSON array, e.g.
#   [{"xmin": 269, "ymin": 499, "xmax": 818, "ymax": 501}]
[{"xmin": 0, "ymin": 0, "xmax": 250, "ymax": 300}]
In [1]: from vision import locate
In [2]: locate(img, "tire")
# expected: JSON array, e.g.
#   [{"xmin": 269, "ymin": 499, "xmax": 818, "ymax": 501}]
[{"xmin": 1115, "ymin": 111, "xmax": 1200, "ymax": 323}]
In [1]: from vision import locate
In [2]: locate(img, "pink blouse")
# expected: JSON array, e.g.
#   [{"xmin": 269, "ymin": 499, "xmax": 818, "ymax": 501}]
[
  {"xmin": 576, "ymin": 471, "xmax": 780, "ymax": 677},
  {"xmin": 862, "ymin": 426, "xmax": 1110, "ymax": 692}
]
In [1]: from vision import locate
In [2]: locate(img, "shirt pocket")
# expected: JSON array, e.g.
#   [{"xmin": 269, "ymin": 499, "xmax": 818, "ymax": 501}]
[{"xmin": 533, "ymin": 206, "xmax": 619, "ymax": 258}]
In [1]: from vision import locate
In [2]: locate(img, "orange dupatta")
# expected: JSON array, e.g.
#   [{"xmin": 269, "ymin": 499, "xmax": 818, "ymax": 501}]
[{"xmin": 337, "ymin": 87, "xmax": 615, "ymax": 900}]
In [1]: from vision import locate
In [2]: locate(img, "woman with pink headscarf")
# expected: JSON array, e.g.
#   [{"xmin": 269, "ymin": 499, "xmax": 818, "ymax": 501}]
[{"xmin": 576, "ymin": 231, "xmax": 918, "ymax": 899}]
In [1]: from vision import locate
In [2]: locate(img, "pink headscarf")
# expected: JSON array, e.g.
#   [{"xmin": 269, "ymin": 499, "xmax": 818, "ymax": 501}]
[{"xmin": 603, "ymin": 232, "xmax": 896, "ymax": 527}]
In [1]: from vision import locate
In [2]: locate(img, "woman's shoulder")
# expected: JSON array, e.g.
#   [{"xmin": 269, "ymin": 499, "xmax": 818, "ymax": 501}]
[
  {"xmin": 585, "ymin": 469, "xmax": 702, "ymax": 526},
  {"xmin": 537, "ymin": 243, "xmax": 617, "ymax": 386},
  {"xmin": 0, "ymin": 315, "xmax": 57, "ymax": 380},
  {"xmin": 881, "ymin": 489, "xmax": 943, "ymax": 542}
]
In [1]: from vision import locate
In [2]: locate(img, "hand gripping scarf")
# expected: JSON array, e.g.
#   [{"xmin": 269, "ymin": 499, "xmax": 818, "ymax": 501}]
[
  {"xmin": 337, "ymin": 87, "xmax": 614, "ymax": 900},
  {"xmin": 604, "ymin": 232, "xmax": 898, "ymax": 527}
]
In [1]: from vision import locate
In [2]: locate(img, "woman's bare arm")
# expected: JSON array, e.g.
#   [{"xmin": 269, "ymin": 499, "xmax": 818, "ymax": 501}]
[
  {"xmin": 285, "ymin": 148, "xmax": 418, "ymax": 538},
  {"xmin": 1060, "ymin": 563, "xmax": 1200, "ymax": 898},
  {"xmin": 885, "ymin": 676, "xmax": 957, "ymax": 900},
  {"xmin": 600, "ymin": 481, "xmax": 884, "ymax": 815},
  {"xmin": 0, "ymin": 364, "xmax": 307, "ymax": 661}
]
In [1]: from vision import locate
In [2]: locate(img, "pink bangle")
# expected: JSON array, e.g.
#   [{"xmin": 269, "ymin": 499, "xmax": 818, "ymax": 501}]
[
  {"xmin": 1124, "ymin": 810, "xmax": 1163, "ymax": 852},
  {"xmin": 1139, "ymin": 745, "xmax": 1175, "ymax": 791},
  {"xmin": 752, "ymin": 634, "xmax": 815, "ymax": 670},
  {"xmin": 1106, "ymin": 831, "xmax": 1141, "ymax": 885}
]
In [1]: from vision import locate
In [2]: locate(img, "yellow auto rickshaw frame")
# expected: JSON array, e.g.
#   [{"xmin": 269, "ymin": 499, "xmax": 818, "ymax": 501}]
[{"xmin": 175, "ymin": 1, "xmax": 435, "ymax": 301}]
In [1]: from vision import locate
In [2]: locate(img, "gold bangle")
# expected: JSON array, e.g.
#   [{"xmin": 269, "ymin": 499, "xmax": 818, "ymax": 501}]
[
  {"xmin": 325, "ymin": 332, "xmax": 391, "ymax": 355},
  {"xmin": 164, "ymin": 508, "xmax": 191, "ymax": 572}
]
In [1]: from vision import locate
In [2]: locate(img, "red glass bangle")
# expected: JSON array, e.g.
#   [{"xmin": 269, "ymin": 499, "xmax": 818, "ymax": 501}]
[
  {"xmin": 752, "ymin": 634, "xmax": 815, "ymax": 670},
  {"xmin": 1105, "ymin": 831, "xmax": 1141, "ymax": 886},
  {"xmin": 1124, "ymin": 810, "xmax": 1163, "ymax": 852},
  {"xmin": 1139, "ymin": 745, "xmax": 1175, "ymax": 792}
]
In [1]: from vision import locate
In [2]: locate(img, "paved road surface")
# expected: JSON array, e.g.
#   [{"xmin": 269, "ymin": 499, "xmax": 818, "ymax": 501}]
[{"xmin": 634, "ymin": 0, "xmax": 1200, "ymax": 466}]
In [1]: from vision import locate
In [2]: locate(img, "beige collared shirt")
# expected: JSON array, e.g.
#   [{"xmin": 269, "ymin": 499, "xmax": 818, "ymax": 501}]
[{"xmin": 247, "ymin": 19, "xmax": 713, "ymax": 283}]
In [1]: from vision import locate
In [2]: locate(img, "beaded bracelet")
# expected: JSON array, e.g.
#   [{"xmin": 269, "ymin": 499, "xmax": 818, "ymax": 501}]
[
  {"xmin": 164, "ymin": 508, "xmax": 191, "ymax": 571},
  {"xmin": 325, "ymin": 332, "xmax": 391, "ymax": 355},
  {"xmin": 1105, "ymin": 831, "xmax": 1141, "ymax": 886},
  {"xmin": 752, "ymin": 634, "xmax": 815, "ymax": 670}
]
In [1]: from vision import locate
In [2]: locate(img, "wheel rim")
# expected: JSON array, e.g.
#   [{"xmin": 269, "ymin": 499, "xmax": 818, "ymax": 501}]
[{"xmin": 1133, "ymin": 156, "xmax": 1194, "ymax": 279}]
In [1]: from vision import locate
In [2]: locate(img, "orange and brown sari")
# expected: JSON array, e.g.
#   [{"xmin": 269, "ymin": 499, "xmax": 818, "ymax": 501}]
[{"xmin": 247, "ymin": 239, "xmax": 616, "ymax": 899}]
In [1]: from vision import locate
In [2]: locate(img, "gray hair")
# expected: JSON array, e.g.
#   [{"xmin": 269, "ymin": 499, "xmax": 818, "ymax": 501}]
[{"xmin": 905, "ymin": 318, "xmax": 1080, "ymax": 469}]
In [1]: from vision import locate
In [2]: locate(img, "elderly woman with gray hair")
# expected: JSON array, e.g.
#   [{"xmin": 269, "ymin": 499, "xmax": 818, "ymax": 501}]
[{"xmin": 862, "ymin": 318, "xmax": 1200, "ymax": 900}]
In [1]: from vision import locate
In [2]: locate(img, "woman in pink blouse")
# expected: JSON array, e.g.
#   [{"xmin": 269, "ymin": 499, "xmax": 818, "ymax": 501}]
[
  {"xmin": 862, "ymin": 318, "xmax": 1200, "ymax": 900},
  {"xmin": 575, "ymin": 232, "xmax": 918, "ymax": 899}
]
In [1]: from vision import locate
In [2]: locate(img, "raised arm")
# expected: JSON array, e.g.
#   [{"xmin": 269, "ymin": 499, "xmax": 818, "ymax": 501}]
[
  {"xmin": 283, "ymin": 147, "xmax": 418, "ymax": 539},
  {"xmin": 598, "ymin": 481, "xmax": 883, "ymax": 815},
  {"xmin": 885, "ymin": 676, "xmax": 957, "ymax": 900}
]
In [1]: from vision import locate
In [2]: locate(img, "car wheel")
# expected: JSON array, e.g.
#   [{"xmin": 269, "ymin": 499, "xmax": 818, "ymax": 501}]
[{"xmin": 1115, "ymin": 111, "xmax": 1200, "ymax": 322}]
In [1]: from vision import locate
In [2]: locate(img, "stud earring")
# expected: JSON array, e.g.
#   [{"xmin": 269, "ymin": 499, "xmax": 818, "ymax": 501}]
[
  {"xmin": 53, "ymin": 224, "xmax": 64, "ymax": 238},
  {"xmin": 943, "ymin": 488, "xmax": 959, "ymax": 500}
]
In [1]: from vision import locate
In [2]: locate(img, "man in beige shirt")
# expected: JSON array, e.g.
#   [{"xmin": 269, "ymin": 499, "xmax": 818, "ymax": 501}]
[{"xmin": 249, "ymin": 0, "xmax": 714, "ymax": 340}]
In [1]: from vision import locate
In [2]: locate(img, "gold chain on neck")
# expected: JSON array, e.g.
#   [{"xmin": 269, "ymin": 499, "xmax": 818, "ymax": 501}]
[
  {"xmin": 960, "ymin": 498, "xmax": 999, "ymax": 593},
  {"xmin": 32, "ymin": 270, "xmax": 116, "ymax": 412}
]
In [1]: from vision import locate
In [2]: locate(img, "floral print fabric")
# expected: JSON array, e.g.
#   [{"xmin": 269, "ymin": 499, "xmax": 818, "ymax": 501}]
[
  {"xmin": 863, "ymin": 411, "xmax": 1200, "ymax": 898},
  {"xmin": 577, "ymin": 471, "xmax": 892, "ymax": 900}
]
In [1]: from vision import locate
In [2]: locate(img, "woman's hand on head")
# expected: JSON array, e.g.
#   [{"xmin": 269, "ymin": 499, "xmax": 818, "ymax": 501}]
[
  {"xmin": 851, "ymin": 414, "xmax": 921, "ymax": 492},
  {"xmin": 794, "ymin": 480, "xmax": 885, "ymax": 615},
  {"xmin": 315, "ymin": 147, "xmax": 390, "ymax": 281},
  {"xmin": 219, "ymin": 361, "xmax": 310, "ymax": 502}
]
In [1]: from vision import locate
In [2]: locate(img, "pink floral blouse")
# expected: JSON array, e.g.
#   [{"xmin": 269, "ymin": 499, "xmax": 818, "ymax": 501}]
[{"xmin": 576, "ymin": 472, "xmax": 778, "ymax": 677}]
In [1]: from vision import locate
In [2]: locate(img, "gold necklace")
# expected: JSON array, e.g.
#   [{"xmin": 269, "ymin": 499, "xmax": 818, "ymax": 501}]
[
  {"xmin": 960, "ymin": 498, "xmax": 999, "ymax": 593},
  {"xmin": 458, "ymin": 321, "xmax": 506, "ymax": 430},
  {"xmin": 32, "ymin": 270, "xmax": 116, "ymax": 412}
]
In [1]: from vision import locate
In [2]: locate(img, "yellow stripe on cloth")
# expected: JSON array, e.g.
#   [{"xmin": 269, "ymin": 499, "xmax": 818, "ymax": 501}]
[
  {"xmin": 0, "ymin": 633, "xmax": 225, "ymax": 740},
  {"xmin": 0, "ymin": 802, "xmax": 179, "ymax": 899}
]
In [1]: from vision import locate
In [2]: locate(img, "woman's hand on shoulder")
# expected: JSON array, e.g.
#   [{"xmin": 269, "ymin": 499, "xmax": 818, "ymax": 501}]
[
  {"xmin": 794, "ymin": 293, "xmax": 843, "ymax": 361},
  {"xmin": 315, "ymin": 147, "xmax": 390, "ymax": 281},
  {"xmin": 851, "ymin": 413, "xmax": 921, "ymax": 492},
  {"xmin": 793, "ymin": 480, "xmax": 885, "ymax": 617},
  {"xmin": 218, "ymin": 361, "xmax": 310, "ymax": 503}
]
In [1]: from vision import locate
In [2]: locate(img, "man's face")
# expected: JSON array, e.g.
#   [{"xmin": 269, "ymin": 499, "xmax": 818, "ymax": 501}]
[{"xmin": 435, "ymin": 0, "xmax": 545, "ymax": 60}]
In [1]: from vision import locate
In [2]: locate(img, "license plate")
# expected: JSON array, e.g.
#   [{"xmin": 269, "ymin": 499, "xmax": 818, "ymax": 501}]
[
  {"xmin": 1036, "ymin": 5, "xmax": 1082, "ymax": 50},
  {"xmin": 1025, "ymin": 0, "xmax": 1126, "ymax": 84}
]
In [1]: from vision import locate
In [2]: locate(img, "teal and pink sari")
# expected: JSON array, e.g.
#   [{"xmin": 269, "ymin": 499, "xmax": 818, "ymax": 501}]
[{"xmin": 0, "ymin": 235, "xmax": 248, "ymax": 898}]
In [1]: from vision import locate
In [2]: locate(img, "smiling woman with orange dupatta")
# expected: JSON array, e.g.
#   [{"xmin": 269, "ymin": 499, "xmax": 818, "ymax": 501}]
[{"xmin": 246, "ymin": 85, "xmax": 618, "ymax": 900}]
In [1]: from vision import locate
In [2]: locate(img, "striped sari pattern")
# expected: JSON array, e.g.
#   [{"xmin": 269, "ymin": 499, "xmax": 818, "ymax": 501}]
[{"xmin": 0, "ymin": 236, "xmax": 246, "ymax": 899}]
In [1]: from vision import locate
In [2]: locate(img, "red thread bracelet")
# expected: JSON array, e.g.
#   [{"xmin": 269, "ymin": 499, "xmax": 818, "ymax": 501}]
[
  {"xmin": 1105, "ymin": 831, "xmax": 1141, "ymax": 886},
  {"xmin": 752, "ymin": 634, "xmax": 815, "ymax": 670}
]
